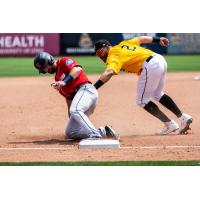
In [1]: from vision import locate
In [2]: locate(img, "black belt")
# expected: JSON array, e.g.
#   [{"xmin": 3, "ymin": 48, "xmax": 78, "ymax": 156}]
[
  {"xmin": 138, "ymin": 55, "xmax": 154, "ymax": 75},
  {"xmin": 74, "ymin": 81, "xmax": 92, "ymax": 93},
  {"xmin": 69, "ymin": 82, "xmax": 92, "ymax": 100},
  {"xmin": 146, "ymin": 55, "xmax": 153, "ymax": 63}
]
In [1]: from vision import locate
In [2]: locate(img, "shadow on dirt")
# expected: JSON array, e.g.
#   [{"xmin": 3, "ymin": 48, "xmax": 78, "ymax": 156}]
[
  {"xmin": 122, "ymin": 133, "xmax": 182, "ymax": 139},
  {"xmin": 8, "ymin": 139, "xmax": 79, "ymax": 146}
]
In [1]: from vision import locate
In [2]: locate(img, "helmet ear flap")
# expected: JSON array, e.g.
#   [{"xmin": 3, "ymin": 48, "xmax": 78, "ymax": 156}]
[{"xmin": 48, "ymin": 56, "xmax": 55, "ymax": 65}]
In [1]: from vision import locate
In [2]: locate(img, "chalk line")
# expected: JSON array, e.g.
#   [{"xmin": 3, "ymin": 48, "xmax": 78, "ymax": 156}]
[{"xmin": 0, "ymin": 145, "xmax": 200, "ymax": 151}]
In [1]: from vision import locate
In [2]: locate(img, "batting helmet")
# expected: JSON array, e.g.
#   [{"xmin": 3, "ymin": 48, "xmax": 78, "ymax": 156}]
[{"xmin": 34, "ymin": 52, "xmax": 55, "ymax": 74}]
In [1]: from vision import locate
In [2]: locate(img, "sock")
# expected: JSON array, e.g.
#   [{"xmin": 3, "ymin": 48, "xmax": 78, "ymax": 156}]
[
  {"xmin": 144, "ymin": 101, "xmax": 171, "ymax": 122},
  {"xmin": 159, "ymin": 94, "xmax": 182, "ymax": 118}
]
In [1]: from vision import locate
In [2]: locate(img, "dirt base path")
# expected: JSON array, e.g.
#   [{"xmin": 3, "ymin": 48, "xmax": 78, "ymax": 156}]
[{"xmin": 0, "ymin": 72, "xmax": 200, "ymax": 162}]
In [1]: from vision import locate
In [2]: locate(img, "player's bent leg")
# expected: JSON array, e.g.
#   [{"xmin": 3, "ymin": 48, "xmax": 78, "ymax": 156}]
[
  {"xmin": 153, "ymin": 94, "xmax": 193, "ymax": 134},
  {"xmin": 136, "ymin": 98, "xmax": 147, "ymax": 108},
  {"xmin": 136, "ymin": 61, "xmax": 164, "ymax": 109},
  {"xmin": 159, "ymin": 94, "xmax": 182, "ymax": 118},
  {"xmin": 66, "ymin": 129, "xmax": 100, "ymax": 140},
  {"xmin": 65, "ymin": 117, "xmax": 102, "ymax": 140},
  {"xmin": 143, "ymin": 101, "xmax": 171, "ymax": 122},
  {"xmin": 143, "ymin": 101, "xmax": 179, "ymax": 135},
  {"xmin": 69, "ymin": 84, "xmax": 102, "ymax": 139},
  {"xmin": 159, "ymin": 94, "xmax": 193, "ymax": 134},
  {"xmin": 64, "ymin": 117, "xmax": 87, "ymax": 140},
  {"xmin": 85, "ymin": 102, "xmax": 96, "ymax": 117},
  {"xmin": 65, "ymin": 130, "xmax": 89, "ymax": 140},
  {"xmin": 152, "ymin": 92, "xmax": 164, "ymax": 102},
  {"xmin": 69, "ymin": 110, "xmax": 102, "ymax": 138}
]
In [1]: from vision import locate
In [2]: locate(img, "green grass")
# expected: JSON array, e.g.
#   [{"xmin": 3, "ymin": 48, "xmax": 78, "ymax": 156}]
[
  {"xmin": 0, "ymin": 55, "xmax": 200, "ymax": 77},
  {"xmin": 165, "ymin": 55, "xmax": 200, "ymax": 71},
  {"xmin": 0, "ymin": 160, "xmax": 200, "ymax": 166},
  {"xmin": 0, "ymin": 56, "xmax": 104, "ymax": 77}
]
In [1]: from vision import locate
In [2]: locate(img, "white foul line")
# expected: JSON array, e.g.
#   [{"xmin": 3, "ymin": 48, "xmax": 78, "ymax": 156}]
[
  {"xmin": 0, "ymin": 145, "xmax": 200, "ymax": 151},
  {"xmin": 122, "ymin": 145, "xmax": 200, "ymax": 149}
]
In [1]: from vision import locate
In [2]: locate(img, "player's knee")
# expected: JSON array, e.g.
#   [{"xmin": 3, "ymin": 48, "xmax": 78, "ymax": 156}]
[
  {"xmin": 64, "ymin": 126, "xmax": 79, "ymax": 140},
  {"xmin": 136, "ymin": 99, "xmax": 147, "ymax": 108},
  {"xmin": 136, "ymin": 96, "xmax": 151, "ymax": 107},
  {"xmin": 69, "ymin": 110, "xmax": 78, "ymax": 117},
  {"xmin": 69, "ymin": 109, "xmax": 83, "ymax": 120},
  {"xmin": 153, "ymin": 92, "xmax": 164, "ymax": 102},
  {"xmin": 152, "ymin": 96, "xmax": 160, "ymax": 101},
  {"xmin": 70, "ymin": 106, "xmax": 77, "ymax": 114}
]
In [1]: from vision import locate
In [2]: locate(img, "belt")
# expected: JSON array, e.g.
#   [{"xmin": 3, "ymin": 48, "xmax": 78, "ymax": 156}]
[
  {"xmin": 74, "ymin": 81, "xmax": 92, "ymax": 93},
  {"xmin": 67, "ymin": 82, "xmax": 92, "ymax": 100},
  {"xmin": 146, "ymin": 55, "xmax": 153, "ymax": 63},
  {"xmin": 138, "ymin": 55, "xmax": 154, "ymax": 75}
]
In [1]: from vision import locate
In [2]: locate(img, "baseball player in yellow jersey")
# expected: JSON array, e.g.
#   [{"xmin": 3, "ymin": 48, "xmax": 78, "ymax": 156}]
[{"xmin": 93, "ymin": 36, "xmax": 193, "ymax": 135}]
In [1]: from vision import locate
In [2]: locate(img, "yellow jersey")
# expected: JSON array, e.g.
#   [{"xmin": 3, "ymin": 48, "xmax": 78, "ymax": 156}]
[{"xmin": 106, "ymin": 37, "xmax": 153, "ymax": 75}]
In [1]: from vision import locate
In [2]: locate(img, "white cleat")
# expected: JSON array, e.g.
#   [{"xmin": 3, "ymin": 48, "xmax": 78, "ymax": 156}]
[
  {"xmin": 179, "ymin": 113, "xmax": 193, "ymax": 134},
  {"xmin": 156, "ymin": 120, "xmax": 179, "ymax": 135}
]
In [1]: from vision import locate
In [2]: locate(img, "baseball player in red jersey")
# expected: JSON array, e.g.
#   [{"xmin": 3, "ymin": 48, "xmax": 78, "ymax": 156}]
[
  {"xmin": 34, "ymin": 52, "xmax": 119, "ymax": 140},
  {"xmin": 93, "ymin": 36, "xmax": 193, "ymax": 135}
]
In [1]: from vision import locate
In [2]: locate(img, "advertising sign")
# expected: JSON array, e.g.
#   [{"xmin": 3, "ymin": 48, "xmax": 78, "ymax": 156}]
[
  {"xmin": 0, "ymin": 33, "xmax": 60, "ymax": 56},
  {"xmin": 60, "ymin": 33, "xmax": 122, "ymax": 55}
]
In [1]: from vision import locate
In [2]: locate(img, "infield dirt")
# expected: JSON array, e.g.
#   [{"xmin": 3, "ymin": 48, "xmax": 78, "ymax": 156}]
[{"xmin": 0, "ymin": 72, "xmax": 200, "ymax": 162}]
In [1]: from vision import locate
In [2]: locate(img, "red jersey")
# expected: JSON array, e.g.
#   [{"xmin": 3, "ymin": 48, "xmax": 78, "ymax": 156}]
[{"xmin": 55, "ymin": 57, "xmax": 91, "ymax": 99}]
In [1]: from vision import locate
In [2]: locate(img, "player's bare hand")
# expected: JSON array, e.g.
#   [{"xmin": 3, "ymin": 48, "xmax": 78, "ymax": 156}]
[
  {"xmin": 160, "ymin": 37, "xmax": 169, "ymax": 47},
  {"xmin": 51, "ymin": 81, "xmax": 66, "ymax": 90}
]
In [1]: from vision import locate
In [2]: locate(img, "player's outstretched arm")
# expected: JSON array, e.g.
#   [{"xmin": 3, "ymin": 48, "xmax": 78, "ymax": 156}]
[
  {"xmin": 138, "ymin": 36, "xmax": 169, "ymax": 47},
  {"xmin": 94, "ymin": 68, "xmax": 116, "ymax": 89}
]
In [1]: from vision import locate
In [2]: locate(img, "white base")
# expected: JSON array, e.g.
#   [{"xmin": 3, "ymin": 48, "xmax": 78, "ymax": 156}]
[
  {"xmin": 193, "ymin": 76, "xmax": 200, "ymax": 80},
  {"xmin": 79, "ymin": 139, "xmax": 120, "ymax": 149}
]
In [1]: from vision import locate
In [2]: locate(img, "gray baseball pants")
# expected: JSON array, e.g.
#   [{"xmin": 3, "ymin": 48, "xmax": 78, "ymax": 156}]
[{"xmin": 65, "ymin": 83, "xmax": 102, "ymax": 140}]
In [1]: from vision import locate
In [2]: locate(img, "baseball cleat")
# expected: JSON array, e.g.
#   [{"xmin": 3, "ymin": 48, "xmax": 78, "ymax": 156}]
[
  {"xmin": 179, "ymin": 113, "xmax": 193, "ymax": 134},
  {"xmin": 89, "ymin": 135, "xmax": 102, "ymax": 139},
  {"xmin": 99, "ymin": 125, "xmax": 119, "ymax": 139},
  {"xmin": 156, "ymin": 120, "xmax": 179, "ymax": 135},
  {"xmin": 105, "ymin": 125, "xmax": 119, "ymax": 139}
]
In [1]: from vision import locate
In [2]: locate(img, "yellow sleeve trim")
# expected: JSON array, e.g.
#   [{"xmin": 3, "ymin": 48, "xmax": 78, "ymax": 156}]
[{"xmin": 106, "ymin": 64, "xmax": 120, "ymax": 74}]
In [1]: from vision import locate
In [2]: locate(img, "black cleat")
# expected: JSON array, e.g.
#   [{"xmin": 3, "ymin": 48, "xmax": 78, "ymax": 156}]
[{"xmin": 104, "ymin": 125, "xmax": 119, "ymax": 139}]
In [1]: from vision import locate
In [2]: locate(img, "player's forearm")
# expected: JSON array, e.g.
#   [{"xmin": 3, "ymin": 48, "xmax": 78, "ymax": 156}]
[
  {"xmin": 100, "ymin": 70, "xmax": 113, "ymax": 83},
  {"xmin": 94, "ymin": 69, "xmax": 114, "ymax": 89},
  {"xmin": 69, "ymin": 66, "xmax": 82, "ymax": 79},
  {"xmin": 63, "ymin": 67, "xmax": 82, "ymax": 84},
  {"xmin": 51, "ymin": 67, "xmax": 82, "ymax": 90},
  {"xmin": 139, "ymin": 36, "xmax": 160, "ymax": 44}
]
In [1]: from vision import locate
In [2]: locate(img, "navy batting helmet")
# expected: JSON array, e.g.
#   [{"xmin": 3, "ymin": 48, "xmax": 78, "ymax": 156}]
[{"xmin": 34, "ymin": 52, "xmax": 55, "ymax": 74}]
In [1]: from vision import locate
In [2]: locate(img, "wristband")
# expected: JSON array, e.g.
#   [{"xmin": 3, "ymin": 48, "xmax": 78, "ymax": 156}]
[
  {"xmin": 94, "ymin": 80, "xmax": 104, "ymax": 89},
  {"xmin": 152, "ymin": 37, "xmax": 160, "ymax": 43},
  {"xmin": 63, "ymin": 75, "xmax": 74, "ymax": 84}
]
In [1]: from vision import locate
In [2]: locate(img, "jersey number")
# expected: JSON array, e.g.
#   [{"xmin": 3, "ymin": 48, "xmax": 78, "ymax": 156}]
[{"xmin": 121, "ymin": 45, "xmax": 136, "ymax": 51}]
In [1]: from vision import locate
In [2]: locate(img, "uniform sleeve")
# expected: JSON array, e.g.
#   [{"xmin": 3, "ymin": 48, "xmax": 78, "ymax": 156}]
[
  {"xmin": 106, "ymin": 55, "xmax": 122, "ymax": 74},
  {"xmin": 127, "ymin": 37, "xmax": 141, "ymax": 46},
  {"xmin": 61, "ymin": 58, "xmax": 81, "ymax": 73}
]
